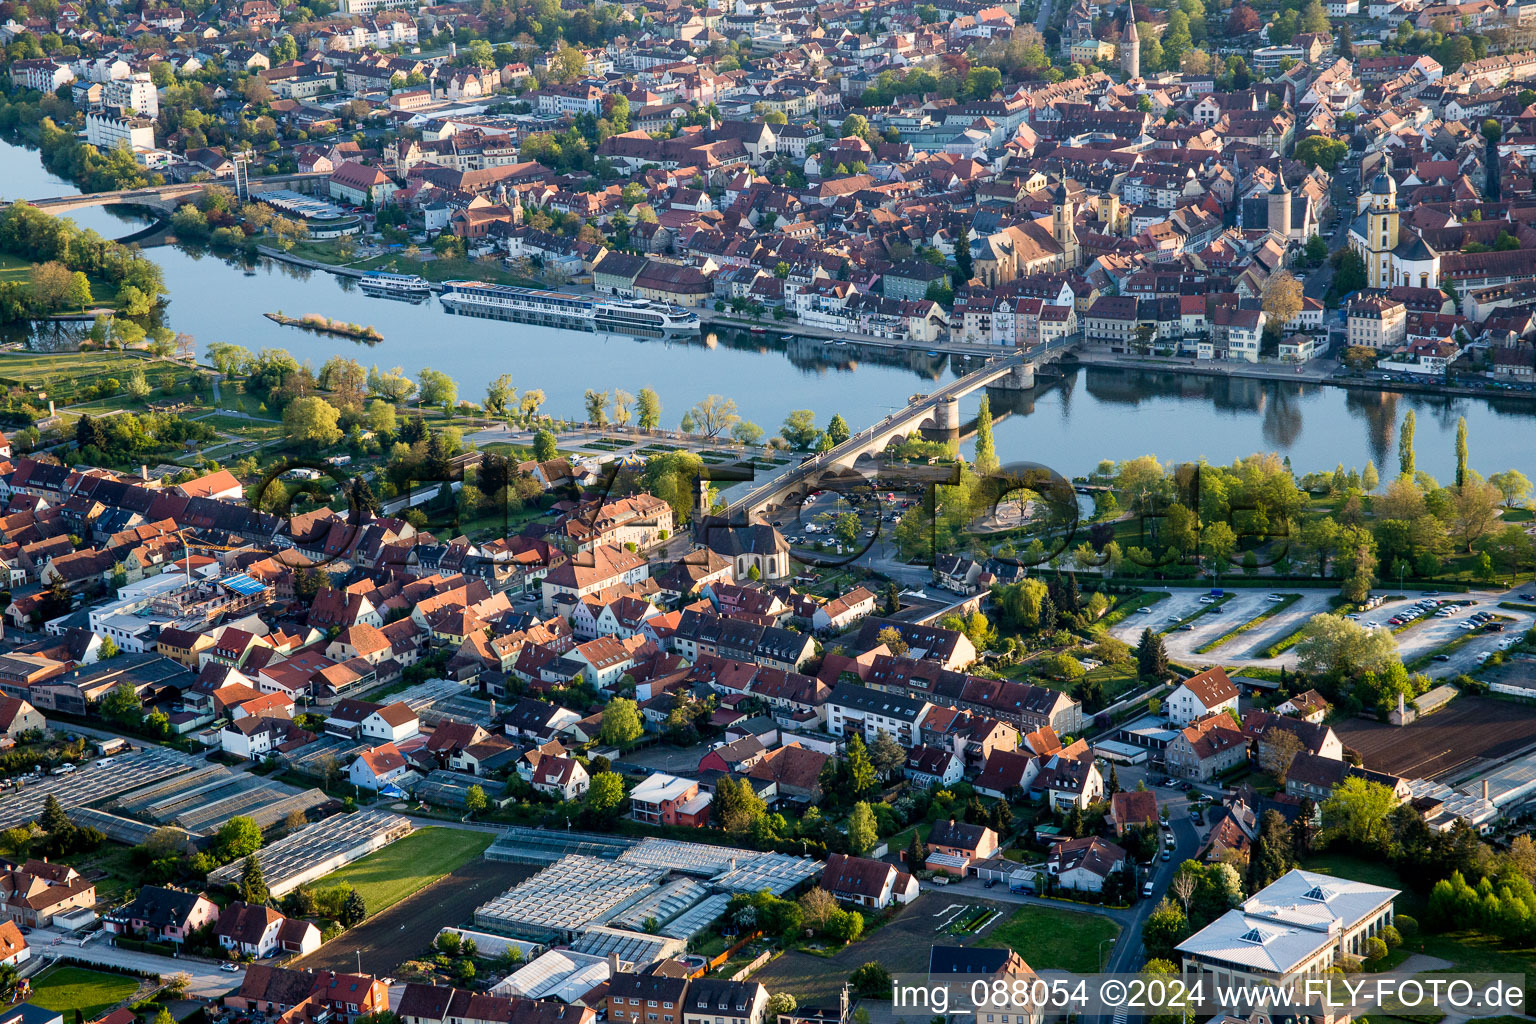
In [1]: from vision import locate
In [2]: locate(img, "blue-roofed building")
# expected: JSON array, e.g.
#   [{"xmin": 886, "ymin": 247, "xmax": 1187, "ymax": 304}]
[{"xmin": 219, "ymin": 573, "xmax": 269, "ymax": 598}]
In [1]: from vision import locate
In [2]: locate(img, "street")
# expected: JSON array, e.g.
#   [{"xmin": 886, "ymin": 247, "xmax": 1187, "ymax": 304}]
[{"xmin": 26, "ymin": 928, "xmax": 243, "ymax": 1000}]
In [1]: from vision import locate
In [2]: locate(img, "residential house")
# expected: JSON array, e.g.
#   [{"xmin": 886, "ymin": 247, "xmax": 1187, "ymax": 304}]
[{"xmin": 819, "ymin": 853, "xmax": 919, "ymax": 910}]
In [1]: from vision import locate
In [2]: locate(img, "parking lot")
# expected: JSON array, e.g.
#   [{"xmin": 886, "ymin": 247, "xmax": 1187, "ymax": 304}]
[{"xmin": 1107, "ymin": 586, "xmax": 1534, "ymax": 676}]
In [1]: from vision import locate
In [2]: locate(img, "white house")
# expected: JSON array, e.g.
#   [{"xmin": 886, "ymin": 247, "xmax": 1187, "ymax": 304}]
[
  {"xmin": 1046, "ymin": 836, "xmax": 1127, "ymax": 893},
  {"xmin": 215, "ymin": 901, "xmax": 285, "ymax": 958},
  {"xmin": 530, "ymin": 755, "xmax": 589, "ymax": 800},
  {"xmin": 819, "ymin": 852, "xmax": 919, "ymax": 910},
  {"xmin": 1166, "ymin": 667, "xmax": 1240, "ymax": 726},
  {"xmin": 348, "ymin": 742, "xmax": 414, "ymax": 791},
  {"xmin": 0, "ymin": 921, "xmax": 29, "ymax": 967},
  {"xmin": 361, "ymin": 701, "xmax": 420, "ymax": 744}
]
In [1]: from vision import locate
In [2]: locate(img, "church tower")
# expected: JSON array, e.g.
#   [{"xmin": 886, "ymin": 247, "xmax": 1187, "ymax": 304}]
[
  {"xmin": 1122, "ymin": 0, "xmax": 1140, "ymax": 81},
  {"xmin": 1365, "ymin": 156, "xmax": 1400, "ymax": 290},
  {"xmin": 1267, "ymin": 160, "xmax": 1292, "ymax": 244},
  {"xmin": 1052, "ymin": 173, "xmax": 1080, "ymax": 270}
]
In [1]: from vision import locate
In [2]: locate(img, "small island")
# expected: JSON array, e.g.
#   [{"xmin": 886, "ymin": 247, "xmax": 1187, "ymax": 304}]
[{"xmin": 264, "ymin": 311, "xmax": 382, "ymax": 342}]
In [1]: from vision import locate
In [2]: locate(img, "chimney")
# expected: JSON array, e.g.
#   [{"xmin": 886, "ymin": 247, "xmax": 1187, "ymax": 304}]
[
  {"xmin": 48, "ymin": 400, "xmax": 54, "ymax": 417},
  {"xmin": 1483, "ymin": 779, "xmax": 1490, "ymax": 801},
  {"xmin": 1397, "ymin": 693, "xmax": 1405, "ymax": 715},
  {"xmin": 141, "ymin": 465, "xmax": 148, "ymax": 481},
  {"xmin": 608, "ymin": 952, "xmax": 621, "ymax": 975}
]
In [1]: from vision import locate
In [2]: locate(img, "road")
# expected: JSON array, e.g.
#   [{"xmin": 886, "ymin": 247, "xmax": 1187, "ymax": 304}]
[
  {"xmin": 27, "ymin": 928, "xmax": 243, "ymax": 999},
  {"xmin": 1304, "ymin": 153, "xmax": 1358, "ymax": 304}
]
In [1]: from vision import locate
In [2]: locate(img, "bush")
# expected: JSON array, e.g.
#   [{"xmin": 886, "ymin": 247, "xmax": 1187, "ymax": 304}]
[
  {"xmin": 849, "ymin": 962, "xmax": 891, "ymax": 998},
  {"xmin": 1362, "ymin": 936, "xmax": 1388, "ymax": 962},
  {"xmin": 1380, "ymin": 925, "xmax": 1401, "ymax": 949},
  {"xmin": 1395, "ymin": 914, "xmax": 1418, "ymax": 939}
]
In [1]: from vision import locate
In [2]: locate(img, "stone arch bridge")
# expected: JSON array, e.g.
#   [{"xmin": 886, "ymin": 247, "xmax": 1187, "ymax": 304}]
[{"xmin": 725, "ymin": 337, "xmax": 1078, "ymax": 518}]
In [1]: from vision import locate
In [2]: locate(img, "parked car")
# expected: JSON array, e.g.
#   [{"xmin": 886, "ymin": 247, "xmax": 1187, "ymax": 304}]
[
  {"xmin": 221, "ymin": 963, "xmax": 240, "ymax": 973},
  {"xmin": 1433, "ymin": 654, "xmax": 1451, "ymax": 662},
  {"xmin": 1142, "ymin": 880, "xmax": 1155, "ymax": 897}
]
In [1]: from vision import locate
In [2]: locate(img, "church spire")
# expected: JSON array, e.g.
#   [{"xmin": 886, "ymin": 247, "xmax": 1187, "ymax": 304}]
[{"xmin": 1123, "ymin": 0, "xmax": 1141, "ymax": 81}]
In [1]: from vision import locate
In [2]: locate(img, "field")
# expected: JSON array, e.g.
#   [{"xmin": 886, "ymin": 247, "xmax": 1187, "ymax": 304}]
[
  {"xmin": 982, "ymin": 904, "xmax": 1122, "ymax": 972},
  {"xmin": 303, "ymin": 857, "xmax": 532, "ymax": 974},
  {"xmin": 1331, "ymin": 697, "xmax": 1536, "ymax": 779},
  {"xmin": 311, "ymin": 826, "xmax": 495, "ymax": 916},
  {"xmin": 25, "ymin": 966, "xmax": 139, "ymax": 1018},
  {"xmin": 752, "ymin": 892, "xmax": 1018, "ymax": 1004}
]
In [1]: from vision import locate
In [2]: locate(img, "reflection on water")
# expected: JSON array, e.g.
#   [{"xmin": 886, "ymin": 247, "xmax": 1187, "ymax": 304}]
[{"xmin": 4, "ymin": 136, "xmax": 1536, "ymax": 481}]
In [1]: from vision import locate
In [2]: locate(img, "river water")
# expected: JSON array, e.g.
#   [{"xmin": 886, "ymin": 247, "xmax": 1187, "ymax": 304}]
[{"xmin": 4, "ymin": 136, "xmax": 1536, "ymax": 483}]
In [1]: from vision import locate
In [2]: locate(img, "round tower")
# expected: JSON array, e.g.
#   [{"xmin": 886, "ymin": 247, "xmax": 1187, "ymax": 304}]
[{"xmin": 1268, "ymin": 160, "xmax": 1292, "ymax": 243}]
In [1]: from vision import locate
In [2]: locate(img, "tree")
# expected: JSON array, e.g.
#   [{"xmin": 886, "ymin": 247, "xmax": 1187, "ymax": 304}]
[
  {"xmin": 1489, "ymin": 469, "xmax": 1533, "ymax": 507},
  {"xmin": 869, "ymin": 729, "xmax": 906, "ymax": 780},
  {"xmin": 799, "ymin": 887, "xmax": 839, "ymax": 932},
  {"xmin": 40, "ymin": 794, "xmax": 70, "ymax": 834},
  {"xmin": 954, "ymin": 224, "xmax": 973, "ymax": 284},
  {"xmin": 241, "ymin": 853, "xmax": 270, "ymax": 905},
  {"xmin": 1452, "ymin": 478, "xmax": 1503, "ymax": 552},
  {"xmin": 217, "ymin": 816, "xmax": 263, "ymax": 861},
  {"xmin": 768, "ymin": 994, "xmax": 798, "ymax": 1017},
  {"xmin": 686, "ymin": 395, "xmax": 740, "ymax": 438},
  {"xmin": 465, "ymin": 785, "xmax": 487, "ymax": 816},
  {"xmin": 849, "ymin": 963, "xmax": 890, "ymax": 998},
  {"xmin": 417, "ymin": 367, "xmax": 457, "ymax": 410},
  {"xmin": 484, "ymin": 374, "xmax": 516, "ymax": 418},
  {"xmin": 781, "ymin": 409, "xmax": 821, "ymax": 450},
  {"xmin": 1398, "ymin": 409, "xmax": 1416, "ymax": 479},
  {"xmin": 1261, "ymin": 271, "xmax": 1304, "ymax": 335},
  {"xmin": 1294, "ymin": 614, "xmax": 1399, "ymax": 676},
  {"xmin": 1137, "ymin": 627, "xmax": 1169, "ymax": 679},
  {"xmin": 636, "ymin": 388, "xmax": 662, "ymax": 430},
  {"xmin": 1320, "ymin": 776, "xmax": 1398, "ymax": 849},
  {"xmin": 1454, "ymin": 416, "xmax": 1470, "ymax": 489},
  {"xmin": 1300, "ymin": 0, "xmax": 1331, "ymax": 32},
  {"xmin": 283, "ymin": 396, "xmax": 343, "ymax": 448},
  {"xmin": 601, "ymin": 697, "xmax": 644, "ymax": 745},
  {"xmin": 840, "ymin": 113, "xmax": 871, "ymax": 141},
  {"xmin": 1294, "ymin": 135, "xmax": 1348, "ymax": 172},
  {"xmin": 585, "ymin": 772, "xmax": 626, "ymax": 820},
  {"xmin": 340, "ymin": 888, "xmax": 367, "ymax": 926},
  {"xmin": 875, "ymin": 625, "xmax": 909, "ymax": 656},
  {"xmin": 99, "ymin": 636, "xmax": 121, "ymax": 660},
  {"xmin": 844, "ymin": 734, "xmax": 877, "ymax": 796},
  {"xmin": 973, "ymin": 394, "xmax": 998, "ymax": 475},
  {"xmin": 533, "ymin": 429, "xmax": 558, "ymax": 462},
  {"xmin": 1259, "ymin": 728, "xmax": 1305, "ymax": 784},
  {"xmin": 1362, "ymin": 461, "xmax": 1379, "ymax": 492},
  {"xmin": 825, "ymin": 413, "xmax": 852, "ymax": 447},
  {"xmin": 1142, "ymin": 898, "xmax": 1188, "ymax": 962},
  {"xmin": 1227, "ymin": 4, "xmax": 1260, "ymax": 33}
]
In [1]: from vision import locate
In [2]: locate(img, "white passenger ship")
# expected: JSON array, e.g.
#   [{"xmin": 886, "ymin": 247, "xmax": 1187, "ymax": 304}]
[
  {"xmin": 439, "ymin": 281, "xmax": 700, "ymax": 336},
  {"xmin": 359, "ymin": 271, "xmax": 433, "ymax": 300}
]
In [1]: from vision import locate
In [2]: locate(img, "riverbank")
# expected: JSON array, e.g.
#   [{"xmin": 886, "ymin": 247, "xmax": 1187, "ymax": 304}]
[{"xmin": 1071, "ymin": 349, "xmax": 1536, "ymax": 403}]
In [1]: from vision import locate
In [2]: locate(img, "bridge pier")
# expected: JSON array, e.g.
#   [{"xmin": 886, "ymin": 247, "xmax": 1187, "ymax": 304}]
[
  {"xmin": 932, "ymin": 396, "xmax": 961, "ymax": 437},
  {"xmin": 991, "ymin": 361, "xmax": 1036, "ymax": 390}
]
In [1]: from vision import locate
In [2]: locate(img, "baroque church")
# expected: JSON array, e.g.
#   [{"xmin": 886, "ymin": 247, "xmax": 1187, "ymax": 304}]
[{"xmin": 1346, "ymin": 158, "xmax": 1441, "ymax": 290}]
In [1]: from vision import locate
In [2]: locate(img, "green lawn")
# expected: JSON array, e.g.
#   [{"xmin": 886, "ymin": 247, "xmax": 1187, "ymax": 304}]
[
  {"xmin": 1300, "ymin": 853, "xmax": 1425, "ymax": 916},
  {"xmin": 25, "ymin": 966, "xmax": 139, "ymax": 1018},
  {"xmin": 312, "ymin": 826, "xmax": 494, "ymax": 916},
  {"xmin": 983, "ymin": 904, "xmax": 1121, "ymax": 972}
]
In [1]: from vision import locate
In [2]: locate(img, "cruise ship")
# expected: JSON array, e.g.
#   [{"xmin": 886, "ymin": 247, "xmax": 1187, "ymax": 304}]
[
  {"xmin": 358, "ymin": 271, "xmax": 432, "ymax": 300},
  {"xmin": 439, "ymin": 281, "xmax": 699, "ymax": 336}
]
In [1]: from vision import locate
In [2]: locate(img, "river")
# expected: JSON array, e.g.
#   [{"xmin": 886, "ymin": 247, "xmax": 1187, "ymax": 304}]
[{"xmin": 4, "ymin": 136, "xmax": 1536, "ymax": 483}]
